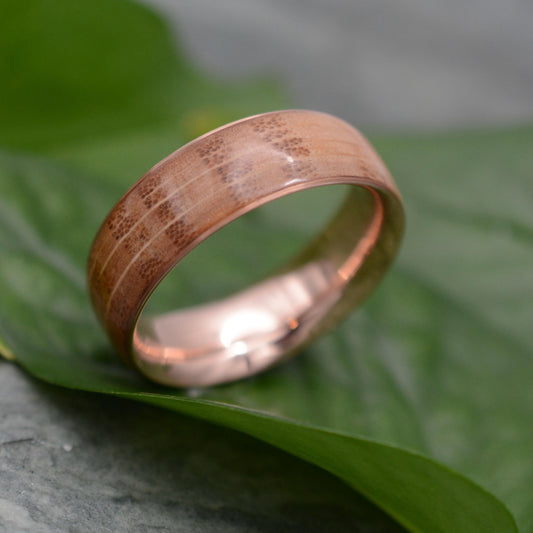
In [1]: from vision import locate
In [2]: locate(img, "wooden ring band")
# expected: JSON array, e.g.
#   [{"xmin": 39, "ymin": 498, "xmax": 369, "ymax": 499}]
[{"xmin": 87, "ymin": 110, "xmax": 404, "ymax": 387}]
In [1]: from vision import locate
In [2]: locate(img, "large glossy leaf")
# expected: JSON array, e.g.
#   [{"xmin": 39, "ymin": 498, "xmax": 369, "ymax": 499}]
[
  {"xmin": 0, "ymin": 149, "xmax": 520, "ymax": 533},
  {"xmin": 1, "ymin": 0, "xmax": 530, "ymax": 531}
]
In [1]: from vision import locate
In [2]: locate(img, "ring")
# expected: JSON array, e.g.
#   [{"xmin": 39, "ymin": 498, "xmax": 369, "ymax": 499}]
[{"xmin": 88, "ymin": 110, "xmax": 404, "ymax": 387}]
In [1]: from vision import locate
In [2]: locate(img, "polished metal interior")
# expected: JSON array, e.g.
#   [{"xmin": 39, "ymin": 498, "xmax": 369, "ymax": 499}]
[{"xmin": 132, "ymin": 186, "xmax": 386, "ymax": 387}]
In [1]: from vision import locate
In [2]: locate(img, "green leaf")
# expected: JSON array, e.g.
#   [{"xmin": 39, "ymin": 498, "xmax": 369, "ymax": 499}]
[
  {"xmin": 0, "ymin": 0, "xmax": 528, "ymax": 531},
  {"xmin": 0, "ymin": 0, "xmax": 286, "ymax": 173},
  {"xmin": 0, "ymin": 130, "xmax": 524, "ymax": 532}
]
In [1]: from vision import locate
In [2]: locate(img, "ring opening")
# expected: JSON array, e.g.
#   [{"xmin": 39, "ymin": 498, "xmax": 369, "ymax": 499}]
[{"xmin": 132, "ymin": 184, "xmax": 382, "ymax": 387}]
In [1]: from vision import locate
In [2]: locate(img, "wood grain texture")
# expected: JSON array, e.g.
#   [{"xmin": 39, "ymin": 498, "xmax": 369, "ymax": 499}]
[{"xmin": 87, "ymin": 110, "xmax": 403, "ymax": 379}]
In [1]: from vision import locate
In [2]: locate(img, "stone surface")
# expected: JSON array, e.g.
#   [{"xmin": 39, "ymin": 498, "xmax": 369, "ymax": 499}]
[{"xmin": 0, "ymin": 363, "xmax": 404, "ymax": 532}]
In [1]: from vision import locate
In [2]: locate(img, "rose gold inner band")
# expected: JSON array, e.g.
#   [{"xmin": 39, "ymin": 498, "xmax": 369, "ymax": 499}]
[{"xmin": 87, "ymin": 110, "xmax": 404, "ymax": 387}]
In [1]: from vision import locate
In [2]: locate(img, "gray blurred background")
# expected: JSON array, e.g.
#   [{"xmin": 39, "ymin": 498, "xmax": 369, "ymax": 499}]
[{"xmin": 148, "ymin": 0, "xmax": 533, "ymax": 130}]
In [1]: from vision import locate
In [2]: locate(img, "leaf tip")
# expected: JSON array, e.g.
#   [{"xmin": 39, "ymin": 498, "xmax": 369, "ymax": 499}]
[{"xmin": 0, "ymin": 337, "xmax": 16, "ymax": 362}]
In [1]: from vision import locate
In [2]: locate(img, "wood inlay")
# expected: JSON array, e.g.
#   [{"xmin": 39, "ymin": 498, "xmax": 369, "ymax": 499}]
[{"xmin": 87, "ymin": 110, "xmax": 404, "ymax": 387}]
